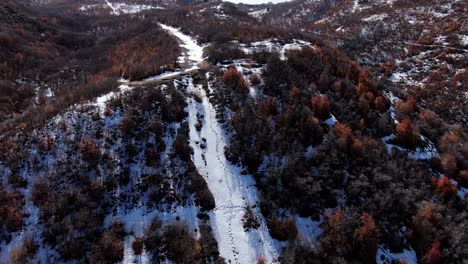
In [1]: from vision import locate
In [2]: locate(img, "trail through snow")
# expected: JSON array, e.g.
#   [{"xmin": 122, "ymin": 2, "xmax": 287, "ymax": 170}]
[
  {"xmin": 187, "ymin": 78, "xmax": 280, "ymax": 263},
  {"xmin": 158, "ymin": 24, "xmax": 204, "ymax": 71},
  {"xmin": 104, "ymin": 0, "xmax": 118, "ymax": 15},
  {"xmin": 95, "ymin": 23, "xmax": 205, "ymax": 110}
]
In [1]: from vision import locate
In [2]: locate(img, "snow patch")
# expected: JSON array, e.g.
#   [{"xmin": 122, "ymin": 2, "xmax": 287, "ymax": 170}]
[
  {"xmin": 362, "ymin": 14, "xmax": 388, "ymax": 22},
  {"xmin": 80, "ymin": 1, "xmax": 162, "ymax": 15},
  {"xmin": 376, "ymin": 246, "xmax": 417, "ymax": 264}
]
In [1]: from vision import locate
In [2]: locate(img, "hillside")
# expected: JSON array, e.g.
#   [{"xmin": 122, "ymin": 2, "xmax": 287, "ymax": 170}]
[
  {"xmin": 261, "ymin": 0, "xmax": 467, "ymax": 125},
  {"xmin": 0, "ymin": 1, "xmax": 466, "ymax": 264}
]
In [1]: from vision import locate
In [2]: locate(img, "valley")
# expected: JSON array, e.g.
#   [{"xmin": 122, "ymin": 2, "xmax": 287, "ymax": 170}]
[{"xmin": 0, "ymin": 0, "xmax": 466, "ymax": 263}]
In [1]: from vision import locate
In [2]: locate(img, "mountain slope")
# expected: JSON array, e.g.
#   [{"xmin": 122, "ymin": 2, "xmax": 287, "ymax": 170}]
[{"xmin": 0, "ymin": 1, "xmax": 467, "ymax": 264}]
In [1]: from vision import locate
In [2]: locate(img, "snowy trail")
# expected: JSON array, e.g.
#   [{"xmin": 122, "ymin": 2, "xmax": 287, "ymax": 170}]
[
  {"xmin": 158, "ymin": 24, "xmax": 204, "ymax": 70},
  {"xmin": 104, "ymin": 0, "xmax": 118, "ymax": 15},
  {"xmin": 187, "ymin": 79, "xmax": 279, "ymax": 264},
  {"xmin": 130, "ymin": 24, "xmax": 206, "ymax": 86},
  {"xmin": 96, "ymin": 23, "xmax": 205, "ymax": 110}
]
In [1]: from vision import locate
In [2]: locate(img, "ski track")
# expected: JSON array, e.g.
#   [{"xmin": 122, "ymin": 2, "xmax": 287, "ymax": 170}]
[{"xmin": 187, "ymin": 79, "xmax": 279, "ymax": 264}]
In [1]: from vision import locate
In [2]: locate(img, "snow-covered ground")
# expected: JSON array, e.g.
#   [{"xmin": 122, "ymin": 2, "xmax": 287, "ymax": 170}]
[
  {"xmin": 249, "ymin": 8, "xmax": 269, "ymax": 19},
  {"xmin": 241, "ymin": 39, "xmax": 315, "ymax": 60},
  {"xmin": 80, "ymin": 1, "xmax": 162, "ymax": 15},
  {"xmin": 376, "ymin": 245, "xmax": 417, "ymax": 264},
  {"xmin": 187, "ymin": 77, "xmax": 280, "ymax": 263},
  {"xmin": 159, "ymin": 24, "xmax": 205, "ymax": 71}
]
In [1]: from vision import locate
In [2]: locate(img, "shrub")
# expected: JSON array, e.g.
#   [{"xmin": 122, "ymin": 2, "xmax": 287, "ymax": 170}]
[
  {"xmin": 355, "ymin": 212, "xmax": 379, "ymax": 263},
  {"xmin": 222, "ymin": 68, "xmax": 249, "ymax": 94},
  {"xmin": 357, "ymin": 69, "xmax": 378, "ymax": 94},
  {"xmin": 433, "ymin": 176, "xmax": 457, "ymax": 197},
  {"xmin": 374, "ymin": 95, "xmax": 389, "ymax": 112},
  {"xmin": 146, "ymin": 148, "xmax": 160, "ymax": 167},
  {"xmin": 205, "ymin": 44, "xmax": 246, "ymax": 63},
  {"xmin": 242, "ymin": 207, "xmax": 260, "ymax": 231},
  {"xmin": 91, "ymin": 232, "xmax": 124, "ymax": 263},
  {"xmin": 395, "ymin": 97, "xmax": 417, "ymax": 120},
  {"xmin": 257, "ymin": 255, "xmax": 266, "ymax": 264},
  {"xmin": 395, "ymin": 119, "xmax": 419, "ymax": 149},
  {"xmin": 120, "ymin": 110, "xmax": 136, "ymax": 136},
  {"xmin": 355, "ymin": 212, "xmax": 378, "ymax": 241},
  {"xmin": 187, "ymin": 164, "xmax": 215, "ymax": 211},
  {"xmin": 0, "ymin": 185, "xmax": 24, "ymax": 242},
  {"xmin": 163, "ymin": 222, "xmax": 201, "ymax": 264},
  {"xmin": 199, "ymin": 225, "xmax": 222, "ymax": 262},
  {"xmin": 424, "ymin": 241, "xmax": 443, "ymax": 264},
  {"xmin": 143, "ymin": 217, "xmax": 162, "ymax": 258},
  {"xmin": 172, "ymin": 134, "xmax": 192, "ymax": 162},
  {"xmin": 440, "ymin": 153, "xmax": 457, "ymax": 177},
  {"xmin": 132, "ymin": 237, "xmax": 143, "ymax": 256},
  {"xmin": 79, "ymin": 137, "xmax": 100, "ymax": 162},
  {"xmin": 267, "ymin": 217, "xmax": 298, "ymax": 241},
  {"xmin": 311, "ymin": 95, "xmax": 331, "ymax": 119},
  {"xmin": 250, "ymin": 73, "xmax": 261, "ymax": 86},
  {"xmin": 9, "ymin": 236, "xmax": 37, "ymax": 264},
  {"xmin": 279, "ymin": 244, "xmax": 317, "ymax": 264}
]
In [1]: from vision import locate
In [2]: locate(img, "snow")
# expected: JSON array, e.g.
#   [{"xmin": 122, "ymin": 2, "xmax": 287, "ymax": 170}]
[
  {"xmin": 362, "ymin": 14, "xmax": 388, "ymax": 22},
  {"xmin": 187, "ymin": 77, "xmax": 280, "ymax": 263},
  {"xmin": 159, "ymin": 24, "xmax": 205, "ymax": 71},
  {"xmin": 223, "ymin": 0, "xmax": 292, "ymax": 4},
  {"xmin": 241, "ymin": 39, "xmax": 315, "ymax": 60},
  {"xmin": 145, "ymin": 71, "xmax": 185, "ymax": 81},
  {"xmin": 376, "ymin": 245, "xmax": 417, "ymax": 264},
  {"xmin": 304, "ymin": 145, "xmax": 315, "ymax": 159},
  {"xmin": 106, "ymin": 205, "xmax": 200, "ymax": 264},
  {"xmin": 249, "ymin": 8, "xmax": 269, "ymax": 19},
  {"xmin": 381, "ymin": 134, "xmax": 439, "ymax": 160},
  {"xmin": 335, "ymin": 26, "xmax": 345, "ymax": 32},
  {"xmin": 324, "ymin": 114, "xmax": 337, "ymax": 127},
  {"xmin": 80, "ymin": 1, "xmax": 162, "ymax": 15},
  {"xmin": 461, "ymin": 35, "xmax": 468, "ymax": 46},
  {"xmin": 294, "ymin": 216, "xmax": 322, "ymax": 242}
]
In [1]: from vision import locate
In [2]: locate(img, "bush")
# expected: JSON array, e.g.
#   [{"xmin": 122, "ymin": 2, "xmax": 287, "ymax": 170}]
[
  {"xmin": 132, "ymin": 237, "xmax": 143, "ymax": 256},
  {"xmin": 279, "ymin": 244, "xmax": 317, "ymax": 264},
  {"xmin": 120, "ymin": 110, "xmax": 136, "ymax": 136},
  {"xmin": 250, "ymin": 73, "xmax": 261, "ymax": 86},
  {"xmin": 311, "ymin": 95, "xmax": 331, "ymax": 119},
  {"xmin": 199, "ymin": 225, "xmax": 222, "ymax": 262},
  {"xmin": 440, "ymin": 153, "xmax": 457, "ymax": 177},
  {"xmin": 432, "ymin": 176, "xmax": 457, "ymax": 197},
  {"xmin": 187, "ymin": 163, "xmax": 215, "ymax": 211},
  {"xmin": 395, "ymin": 119, "xmax": 419, "ymax": 149},
  {"xmin": 222, "ymin": 68, "xmax": 249, "ymax": 94},
  {"xmin": 395, "ymin": 97, "xmax": 417, "ymax": 120},
  {"xmin": 172, "ymin": 122, "xmax": 193, "ymax": 162},
  {"xmin": 163, "ymin": 222, "xmax": 201, "ymax": 264},
  {"xmin": 205, "ymin": 44, "xmax": 247, "ymax": 63},
  {"xmin": 9, "ymin": 236, "xmax": 37, "ymax": 264},
  {"xmin": 79, "ymin": 137, "xmax": 101, "ymax": 162},
  {"xmin": 242, "ymin": 207, "xmax": 260, "ymax": 231},
  {"xmin": 144, "ymin": 217, "xmax": 163, "ymax": 258},
  {"xmin": 355, "ymin": 212, "xmax": 379, "ymax": 263},
  {"xmin": 267, "ymin": 217, "xmax": 298, "ymax": 241},
  {"xmin": 91, "ymin": 232, "xmax": 124, "ymax": 263},
  {"xmin": 0, "ymin": 185, "xmax": 24, "ymax": 242},
  {"xmin": 424, "ymin": 241, "xmax": 443, "ymax": 264}
]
